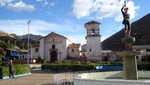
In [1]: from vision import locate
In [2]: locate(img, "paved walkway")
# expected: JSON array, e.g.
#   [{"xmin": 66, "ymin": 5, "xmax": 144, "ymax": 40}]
[{"xmin": 0, "ymin": 70, "xmax": 54, "ymax": 85}]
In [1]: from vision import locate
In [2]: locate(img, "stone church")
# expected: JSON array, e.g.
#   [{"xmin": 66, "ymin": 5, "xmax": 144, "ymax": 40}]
[
  {"xmin": 31, "ymin": 32, "xmax": 81, "ymax": 62},
  {"xmin": 31, "ymin": 21, "xmax": 102, "ymax": 62}
]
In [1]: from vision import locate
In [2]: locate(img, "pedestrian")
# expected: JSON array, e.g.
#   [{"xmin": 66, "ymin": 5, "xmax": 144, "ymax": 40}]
[{"xmin": 9, "ymin": 59, "xmax": 15, "ymax": 78}]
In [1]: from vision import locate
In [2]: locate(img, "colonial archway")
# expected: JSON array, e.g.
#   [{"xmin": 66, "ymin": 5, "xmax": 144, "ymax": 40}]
[{"xmin": 50, "ymin": 51, "xmax": 57, "ymax": 62}]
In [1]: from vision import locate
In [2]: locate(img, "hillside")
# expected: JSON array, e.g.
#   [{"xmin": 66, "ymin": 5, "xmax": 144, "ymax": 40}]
[
  {"xmin": 0, "ymin": 32, "xmax": 42, "ymax": 56},
  {"xmin": 21, "ymin": 34, "xmax": 42, "ymax": 40},
  {"xmin": 102, "ymin": 13, "xmax": 150, "ymax": 51}
]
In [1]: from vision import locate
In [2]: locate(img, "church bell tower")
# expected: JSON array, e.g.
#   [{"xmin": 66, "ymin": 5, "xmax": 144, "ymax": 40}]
[{"xmin": 84, "ymin": 21, "xmax": 102, "ymax": 60}]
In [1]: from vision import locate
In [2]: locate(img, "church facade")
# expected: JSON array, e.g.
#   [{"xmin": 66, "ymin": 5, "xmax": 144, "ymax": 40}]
[
  {"xmin": 31, "ymin": 32, "xmax": 81, "ymax": 62},
  {"xmin": 31, "ymin": 21, "xmax": 103, "ymax": 62}
]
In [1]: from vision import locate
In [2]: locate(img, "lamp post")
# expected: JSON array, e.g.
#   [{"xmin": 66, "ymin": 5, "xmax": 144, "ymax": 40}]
[
  {"xmin": 27, "ymin": 20, "xmax": 31, "ymax": 65},
  {"xmin": 30, "ymin": 44, "xmax": 32, "ymax": 63},
  {"xmin": 58, "ymin": 51, "xmax": 61, "ymax": 61}
]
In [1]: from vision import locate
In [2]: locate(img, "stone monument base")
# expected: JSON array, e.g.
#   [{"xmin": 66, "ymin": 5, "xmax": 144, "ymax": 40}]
[
  {"xmin": 118, "ymin": 36, "xmax": 140, "ymax": 80},
  {"xmin": 117, "ymin": 51, "xmax": 140, "ymax": 80}
]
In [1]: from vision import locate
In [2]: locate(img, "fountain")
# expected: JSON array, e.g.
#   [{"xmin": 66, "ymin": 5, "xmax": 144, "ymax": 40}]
[
  {"xmin": 117, "ymin": 0, "xmax": 140, "ymax": 80},
  {"xmin": 72, "ymin": 1, "xmax": 150, "ymax": 85}
]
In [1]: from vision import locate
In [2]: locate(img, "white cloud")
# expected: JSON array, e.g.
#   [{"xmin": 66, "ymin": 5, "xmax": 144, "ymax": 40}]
[
  {"xmin": 46, "ymin": 11, "xmax": 52, "ymax": 16},
  {"xmin": 0, "ymin": 19, "xmax": 87, "ymax": 44},
  {"xmin": 126, "ymin": 1, "xmax": 140, "ymax": 20},
  {"xmin": 66, "ymin": 35, "xmax": 86, "ymax": 44},
  {"xmin": 50, "ymin": 2, "xmax": 55, "ymax": 7},
  {"xmin": 0, "ymin": 19, "xmax": 110, "ymax": 45},
  {"xmin": 106, "ymin": 30, "xmax": 111, "ymax": 33},
  {"xmin": 40, "ymin": 0, "xmax": 49, "ymax": 6},
  {"xmin": 0, "ymin": 0, "xmax": 13, "ymax": 6},
  {"xmin": 7, "ymin": 1, "xmax": 35, "ymax": 12},
  {"xmin": 36, "ymin": 0, "xmax": 43, "ymax": 2},
  {"xmin": 36, "ymin": 0, "xmax": 55, "ymax": 7},
  {"xmin": 72, "ymin": 0, "xmax": 139, "ymax": 21},
  {"xmin": 101, "ymin": 36, "xmax": 108, "ymax": 42},
  {"xmin": 72, "ymin": 0, "xmax": 93, "ymax": 19},
  {"xmin": 43, "ymin": 1, "xmax": 48, "ymax": 6}
]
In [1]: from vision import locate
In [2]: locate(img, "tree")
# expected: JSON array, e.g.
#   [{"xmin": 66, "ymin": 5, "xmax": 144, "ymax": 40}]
[
  {"xmin": 0, "ymin": 40, "xmax": 7, "ymax": 49},
  {"xmin": 0, "ymin": 47, "xmax": 6, "ymax": 63}
]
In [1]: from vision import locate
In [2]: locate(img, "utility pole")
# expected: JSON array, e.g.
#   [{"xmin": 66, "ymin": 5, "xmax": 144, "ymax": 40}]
[{"xmin": 27, "ymin": 20, "xmax": 31, "ymax": 65}]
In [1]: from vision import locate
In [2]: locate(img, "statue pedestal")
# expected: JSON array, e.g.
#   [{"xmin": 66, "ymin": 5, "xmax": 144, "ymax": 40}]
[
  {"xmin": 117, "ymin": 51, "xmax": 140, "ymax": 80},
  {"xmin": 117, "ymin": 36, "xmax": 141, "ymax": 80}
]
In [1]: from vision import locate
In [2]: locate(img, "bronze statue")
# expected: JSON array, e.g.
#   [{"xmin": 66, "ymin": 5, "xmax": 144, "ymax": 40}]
[{"xmin": 121, "ymin": 1, "xmax": 131, "ymax": 36}]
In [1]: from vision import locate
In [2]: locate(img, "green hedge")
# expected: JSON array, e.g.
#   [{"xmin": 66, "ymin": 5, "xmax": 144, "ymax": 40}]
[
  {"xmin": 0, "ymin": 66, "xmax": 9, "ymax": 77},
  {"xmin": 41, "ymin": 64, "xmax": 96, "ymax": 72},
  {"xmin": 14, "ymin": 64, "xmax": 30, "ymax": 75},
  {"xmin": 42, "ymin": 62, "xmax": 150, "ymax": 72},
  {"xmin": 0, "ymin": 64, "xmax": 30, "ymax": 78},
  {"xmin": 138, "ymin": 63, "xmax": 150, "ymax": 71}
]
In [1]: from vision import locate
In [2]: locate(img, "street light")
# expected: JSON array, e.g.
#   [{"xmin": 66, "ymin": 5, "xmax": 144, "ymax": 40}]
[
  {"xmin": 30, "ymin": 44, "xmax": 32, "ymax": 63},
  {"xmin": 27, "ymin": 20, "xmax": 31, "ymax": 65},
  {"xmin": 58, "ymin": 51, "xmax": 61, "ymax": 61}
]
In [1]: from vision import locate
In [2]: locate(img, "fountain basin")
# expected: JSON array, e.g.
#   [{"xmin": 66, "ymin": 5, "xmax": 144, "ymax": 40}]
[
  {"xmin": 117, "ymin": 51, "xmax": 141, "ymax": 80},
  {"xmin": 117, "ymin": 51, "xmax": 141, "ymax": 57},
  {"xmin": 73, "ymin": 71, "xmax": 150, "ymax": 85}
]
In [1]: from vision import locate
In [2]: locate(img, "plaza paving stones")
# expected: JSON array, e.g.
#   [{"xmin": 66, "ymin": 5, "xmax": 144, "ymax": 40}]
[{"xmin": 0, "ymin": 70, "xmax": 54, "ymax": 85}]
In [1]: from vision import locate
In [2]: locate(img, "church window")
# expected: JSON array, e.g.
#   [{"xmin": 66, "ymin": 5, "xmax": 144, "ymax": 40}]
[
  {"xmin": 146, "ymin": 49, "xmax": 150, "ymax": 52},
  {"xmin": 72, "ymin": 49, "xmax": 74, "ymax": 52},
  {"xmin": 89, "ymin": 49, "xmax": 92, "ymax": 51},
  {"xmin": 91, "ymin": 29, "xmax": 95, "ymax": 35},
  {"xmin": 52, "ymin": 44, "xmax": 55, "ymax": 49},
  {"xmin": 136, "ymin": 49, "xmax": 141, "ymax": 51},
  {"xmin": 53, "ymin": 39, "xmax": 55, "ymax": 42},
  {"xmin": 35, "ymin": 48, "xmax": 38, "ymax": 52},
  {"xmin": 136, "ymin": 56, "xmax": 139, "ymax": 59}
]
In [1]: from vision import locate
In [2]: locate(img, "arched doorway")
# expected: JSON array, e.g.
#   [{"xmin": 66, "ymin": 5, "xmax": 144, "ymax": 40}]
[{"xmin": 50, "ymin": 51, "xmax": 57, "ymax": 62}]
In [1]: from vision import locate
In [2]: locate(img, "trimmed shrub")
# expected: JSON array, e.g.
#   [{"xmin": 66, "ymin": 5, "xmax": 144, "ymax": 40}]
[
  {"xmin": 41, "ymin": 62, "xmax": 150, "ymax": 72},
  {"xmin": 14, "ymin": 64, "xmax": 30, "ymax": 75},
  {"xmin": 138, "ymin": 63, "xmax": 150, "ymax": 71},
  {"xmin": 2, "ymin": 67, "xmax": 9, "ymax": 77},
  {"xmin": 0, "ymin": 64, "xmax": 30, "ymax": 78},
  {"xmin": 41, "ymin": 63, "xmax": 96, "ymax": 72}
]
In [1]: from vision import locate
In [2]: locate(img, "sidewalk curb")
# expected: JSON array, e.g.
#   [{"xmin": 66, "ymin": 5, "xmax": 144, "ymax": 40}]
[{"xmin": 2, "ymin": 73, "xmax": 31, "ymax": 79}]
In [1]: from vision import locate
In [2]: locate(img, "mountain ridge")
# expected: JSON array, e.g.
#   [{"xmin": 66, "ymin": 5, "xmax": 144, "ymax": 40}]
[{"xmin": 102, "ymin": 13, "xmax": 150, "ymax": 51}]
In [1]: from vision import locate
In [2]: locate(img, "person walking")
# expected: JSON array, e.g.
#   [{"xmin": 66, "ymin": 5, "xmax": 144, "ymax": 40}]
[{"xmin": 9, "ymin": 59, "xmax": 15, "ymax": 78}]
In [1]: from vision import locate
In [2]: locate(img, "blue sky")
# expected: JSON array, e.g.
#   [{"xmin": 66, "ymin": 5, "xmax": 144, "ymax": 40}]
[{"xmin": 0, "ymin": 0, "xmax": 150, "ymax": 44}]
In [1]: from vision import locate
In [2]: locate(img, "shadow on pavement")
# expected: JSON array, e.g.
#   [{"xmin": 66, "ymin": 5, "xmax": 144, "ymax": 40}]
[{"xmin": 31, "ymin": 70, "xmax": 55, "ymax": 74}]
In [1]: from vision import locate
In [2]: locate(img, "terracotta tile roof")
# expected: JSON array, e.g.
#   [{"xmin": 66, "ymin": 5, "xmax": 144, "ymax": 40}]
[{"xmin": 68, "ymin": 43, "xmax": 81, "ymax": 48}]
